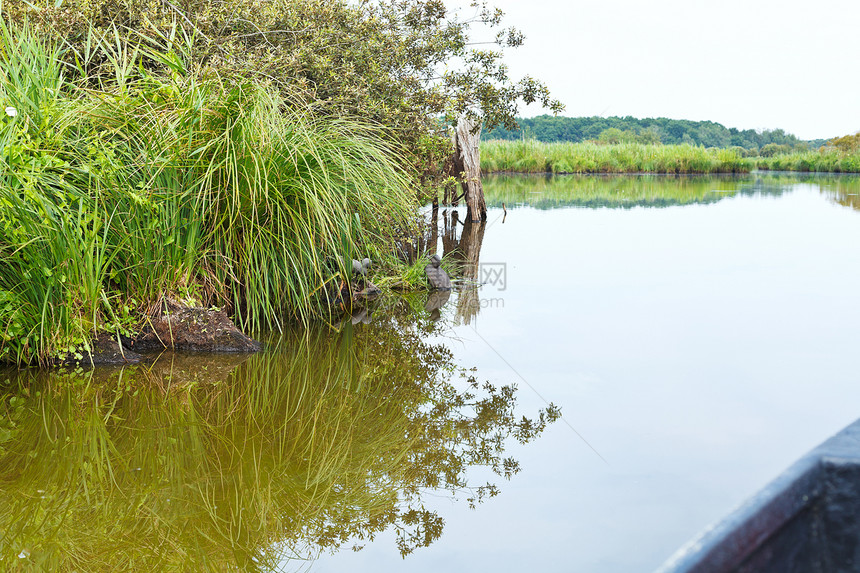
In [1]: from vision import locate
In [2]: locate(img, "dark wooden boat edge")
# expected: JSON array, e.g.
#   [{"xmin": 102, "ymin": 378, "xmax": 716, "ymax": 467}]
[{"xmin": 656, "ymin": 418, "xmax": 860, "ymax": 573}]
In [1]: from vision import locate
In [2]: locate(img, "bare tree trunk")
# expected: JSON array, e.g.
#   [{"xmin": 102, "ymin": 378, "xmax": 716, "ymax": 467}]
[
  {"xmin": 442, "ymin": 154, "xmax": 455, "ymax": 206},
  {"xmin": 428, "ymin": 203, "xmax": 439, "ymax": 256},
  {"xmin": 419, "ymin": 203, "xmax": 439, "ymax": 257},
  {"xmin": 443, "ymin": 116, "xmax": 486, "ymax": 218},
  {"xmin": 442, "ymin": 209, "xmax": 459, "ymax": 258},
  {"xmin": 454, "ymin": 116, "xmax": 486, "ymax": 222}
]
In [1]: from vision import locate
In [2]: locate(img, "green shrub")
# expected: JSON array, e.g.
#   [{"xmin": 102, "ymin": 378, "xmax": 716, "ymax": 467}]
[{"xmin": 0, "ymin": 22, "xmax": 417, "ymax": 364}]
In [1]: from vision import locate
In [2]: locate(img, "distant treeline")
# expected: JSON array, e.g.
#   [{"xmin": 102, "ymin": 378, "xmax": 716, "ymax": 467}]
[{"xmin": 484, "ymin": 115, "xmax": 827, "ymax": 152}]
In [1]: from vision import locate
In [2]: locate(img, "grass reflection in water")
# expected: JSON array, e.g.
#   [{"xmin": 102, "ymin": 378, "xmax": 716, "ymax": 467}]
[
  {"xmin": 483, "ymin": 173, "xmax": 860, "ymax": 210},
  {"xmin": 0, "ymin": 310, "xmax": 557, "ymax": 571}
]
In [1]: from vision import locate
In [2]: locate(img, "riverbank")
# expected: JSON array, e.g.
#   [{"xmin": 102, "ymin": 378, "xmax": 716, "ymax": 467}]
[
  {"xmin": 755, "ymin": 150, "xmax": 860, "ymax": 172},
  {"xmin": 481, "ymin": 140, "xmax": 753, "ymax": 174},
  {"xmin": 481, "ymin": 140, "xmax": 860, "ymax": 175},
  {"xmin": 0, "ymin": 23, "xmax": 419, "ymax": 365}
]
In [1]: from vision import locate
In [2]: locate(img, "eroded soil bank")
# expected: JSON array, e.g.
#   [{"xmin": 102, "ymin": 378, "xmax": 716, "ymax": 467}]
[{"xmin": 68, "ymin": 301, "xmax": 261, "ymax": 366}]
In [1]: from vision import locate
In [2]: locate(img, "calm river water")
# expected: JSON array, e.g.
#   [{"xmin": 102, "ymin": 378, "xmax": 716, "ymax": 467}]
[{"xmin": 2, "ymin": 173, "xmax": 859, "ymax": 571}]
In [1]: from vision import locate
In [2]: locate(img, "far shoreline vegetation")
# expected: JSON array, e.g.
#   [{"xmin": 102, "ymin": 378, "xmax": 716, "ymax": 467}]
[
  {"xmin": 481, "ymin": 139, "xmax": 860, "ymax": 175},
  {"xmin": 481, "ymin": 141, "xmax": 754, "ymax": 174},
  {"xmin": 481, "ymin": 116, "xmax": 860, "ymax": 174}
]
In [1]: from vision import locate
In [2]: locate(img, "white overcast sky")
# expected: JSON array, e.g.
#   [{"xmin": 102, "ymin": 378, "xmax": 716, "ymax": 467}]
[{"xmin": 452, "ymin": 0, "xmax": 860, "ymax": 140}]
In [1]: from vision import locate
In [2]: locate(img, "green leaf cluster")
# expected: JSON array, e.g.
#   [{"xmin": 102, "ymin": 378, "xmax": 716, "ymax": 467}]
[{"xmin": 9, "ymin": 0, "xmax": 563, "ymax": 182}]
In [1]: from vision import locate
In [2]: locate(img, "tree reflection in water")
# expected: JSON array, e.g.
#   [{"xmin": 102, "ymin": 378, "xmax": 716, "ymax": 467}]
[
  {"xmin": 481, "ymin": 172, "xmax": 860, "ymax": 211},
  {"xmin": 430, "ymin": 209, "xmax": 488, "ymax": 325},
  {"xmin": 817, "ymin": 175, "xmax": 860, "ymax": 211},
  {"xmin": 448, "ymin": 220, "xmax": 486, "ymax": 325},
  {"xmin": 0, "ymin": 309, "xmax": 558, "ymax": 571}
]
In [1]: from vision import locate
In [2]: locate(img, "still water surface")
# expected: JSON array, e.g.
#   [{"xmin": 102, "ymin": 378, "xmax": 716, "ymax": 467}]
[{"xmin": 2, "ymin": 173, "xmax": 859, "ymax": 571}]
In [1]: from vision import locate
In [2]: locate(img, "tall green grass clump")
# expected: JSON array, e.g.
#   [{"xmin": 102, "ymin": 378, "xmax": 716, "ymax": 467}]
[
  {"xmin": 0, "ymin": 21, "xmax": 417, "ymax": 364},
  {"xmin": 481, "ymin": 139, "xmax": 753, "ymax": 174}
]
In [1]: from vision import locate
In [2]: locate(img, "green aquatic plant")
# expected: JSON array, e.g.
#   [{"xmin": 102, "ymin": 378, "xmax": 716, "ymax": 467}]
[{"xmin": 0, "ymin": 315, "xmax": 559, "ymax": 570}]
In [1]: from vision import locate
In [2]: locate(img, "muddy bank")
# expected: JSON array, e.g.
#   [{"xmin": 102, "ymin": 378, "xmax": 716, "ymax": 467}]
[
  {"xmin": 60, "ymin": 333, "xmax": 144, "ymax": 366},
  {"xmin": 65, "ymin": 302, "xmax": 261, "ymax": 366},
  {"xmin": 128, "ymin": 301, "xmax": 261, "ymax": 354}
]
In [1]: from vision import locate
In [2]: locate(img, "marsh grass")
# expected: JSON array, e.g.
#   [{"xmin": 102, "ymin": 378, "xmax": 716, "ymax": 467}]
[
  {"xmin": 481, "ymin": 139, "xmax": 860, "ymax": 176},
  {"xmin": 0, "ymin": 21, "xmax": 418, "ymax": 364},
  {"xmin": 755, "ymin": 150, "xmax": 860, "ymax": 173},
  {"xmin": 481, "ymin": 139, "xmax": 753, "ymax": 174}
]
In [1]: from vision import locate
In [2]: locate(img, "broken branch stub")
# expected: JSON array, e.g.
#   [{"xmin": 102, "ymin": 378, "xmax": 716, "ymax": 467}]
[{"xmin": 452, "ymin": 115, "xmax": 487, "ymax": 222}]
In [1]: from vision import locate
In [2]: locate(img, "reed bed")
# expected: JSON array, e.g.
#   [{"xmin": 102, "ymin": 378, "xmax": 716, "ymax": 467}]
[
  {"xmin": 755, "ymin": 150, "xmax": 860, "ymax": 173},
  {"xmin": 481, "ymin": 139, "xmax": 753, "ymax": 174},
  {"xmin": 0, "ymin": 22, "xmax": 418, "ymax": 364}
]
